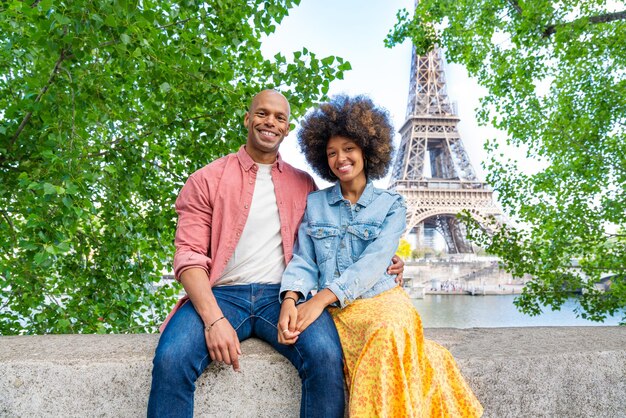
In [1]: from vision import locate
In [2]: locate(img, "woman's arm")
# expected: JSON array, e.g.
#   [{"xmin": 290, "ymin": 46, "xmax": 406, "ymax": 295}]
[
  {"xmin": 279, "ymin": 211, "xmax": 320, "ymax": 302},
  {"xmin": 278, "ymin": 210, "xmax": 321, "ymax": 344}
]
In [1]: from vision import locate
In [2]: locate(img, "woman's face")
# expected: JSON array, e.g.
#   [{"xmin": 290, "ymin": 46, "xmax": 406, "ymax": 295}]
[{"xmin": 326, "ymin": 135, "xmax": 366, "ymax": 184}]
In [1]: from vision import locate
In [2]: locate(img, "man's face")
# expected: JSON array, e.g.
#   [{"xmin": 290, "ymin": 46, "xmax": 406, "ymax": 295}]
[{"xmin": 244, "ymin": 90, "xmax": 291, "ymax": 164}]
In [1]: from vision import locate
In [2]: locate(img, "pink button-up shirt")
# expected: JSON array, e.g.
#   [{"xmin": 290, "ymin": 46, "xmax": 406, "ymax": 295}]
[{"xmin": 161, "ymin": 146, "xmax": 316, "ymax": 330}]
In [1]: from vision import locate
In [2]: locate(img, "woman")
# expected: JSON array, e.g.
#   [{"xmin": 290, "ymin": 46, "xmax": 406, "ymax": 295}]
[{"xmin": 278, "ymin": 95, "xmax": 483, "ymax": 417}]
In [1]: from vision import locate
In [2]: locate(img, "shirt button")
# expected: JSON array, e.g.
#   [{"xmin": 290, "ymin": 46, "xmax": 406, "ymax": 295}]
[
  {"xmin": 244, "ymin": 204, "xmax": 249, "ymax": 209},
  {"xmin": 356, "ymin": 206, "xmax": 360, "ymax": 211},
  {"xmin": 237, "ymin": 232, "xmax": 241, "ymax": 237}
]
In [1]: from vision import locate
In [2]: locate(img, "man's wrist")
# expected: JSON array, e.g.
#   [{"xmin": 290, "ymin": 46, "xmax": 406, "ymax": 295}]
[
  {"xmin": 199, "ymin": 310, "xmax": 225, "ymax": 328},
  {"xmin": 204, "ymin": 316, "xmax": 226, "ymax": 333}
]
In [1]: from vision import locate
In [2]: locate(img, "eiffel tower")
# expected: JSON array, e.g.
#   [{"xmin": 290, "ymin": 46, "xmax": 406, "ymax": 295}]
[{"xmin": 389, "ymin": 46, "xmax": 502, "ymax": 254}]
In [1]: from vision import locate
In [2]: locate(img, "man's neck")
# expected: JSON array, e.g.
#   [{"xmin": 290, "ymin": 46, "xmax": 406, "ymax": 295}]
[{"xmin": 245, "ymin": 146, "xmax": 278, "ymax": 165}]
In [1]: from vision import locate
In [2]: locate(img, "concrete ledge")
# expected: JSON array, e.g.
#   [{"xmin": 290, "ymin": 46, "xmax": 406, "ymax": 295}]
[{"xmin": 1, "ymin": 327, "xmax": 625, "ymax": 417}]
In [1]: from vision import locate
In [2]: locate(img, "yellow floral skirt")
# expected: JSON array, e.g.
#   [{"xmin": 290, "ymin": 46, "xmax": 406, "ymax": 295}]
[{"xmin": 329, "ymin": 286, "xmax": 483, "ymax": 418}]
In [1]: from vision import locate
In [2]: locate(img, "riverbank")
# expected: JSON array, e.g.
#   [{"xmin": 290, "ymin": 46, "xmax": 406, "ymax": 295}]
[
  {"xmin": 424, "ymin": 283, "xmax": 526, "ymax": 295},
  {"xmin": 403, "ymin": 257, "xmax": 530, "ymax": 297}
]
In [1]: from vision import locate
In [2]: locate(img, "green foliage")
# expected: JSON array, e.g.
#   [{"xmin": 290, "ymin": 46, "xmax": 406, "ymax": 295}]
[
  {"xmin": 412, "ymin": 246, "xmax": 434, "ymax": 260},
  {"xmin": 388, "ymin": 1, "xmax": 626, "ymax": 322},
  {"xmin": 0, "ymin": 0, "xmax": 349, "ymax": 334}
]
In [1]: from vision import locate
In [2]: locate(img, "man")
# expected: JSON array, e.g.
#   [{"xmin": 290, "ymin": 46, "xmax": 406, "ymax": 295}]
[{"xmin": 148, "ymin": 90, "xmax": 402, "ymax": 418}]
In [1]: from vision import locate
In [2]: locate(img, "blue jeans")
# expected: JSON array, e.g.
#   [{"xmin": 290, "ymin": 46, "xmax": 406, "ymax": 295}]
[{"xmin": 148, "ymin": 284, "xmax": 345, "ymax": 418}]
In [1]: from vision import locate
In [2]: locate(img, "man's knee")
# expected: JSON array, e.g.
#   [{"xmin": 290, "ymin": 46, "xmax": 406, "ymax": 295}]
[
  {"xmin": 152, "ymin": 342, "xmax": 181, "ymax": 375},
  {"xmin": 152, "ymin": 339, "xmax": 204, "ymax": 380},
  {"xmin": 298, "ymin": 318, "xmax": 343, "ymax": 367}
]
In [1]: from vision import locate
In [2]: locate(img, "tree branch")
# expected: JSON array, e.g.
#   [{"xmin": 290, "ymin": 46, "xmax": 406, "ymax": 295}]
[
  {"xmin": 157, "ymin": 17, "xmax": 194, "ymax": 29},
  {"xmin": 10, "ymin": 49, "xmax": 68, "ymax": 145},
  {"xmin": 0, "ymin": 210, "xmax": 16, "ymax": 237},
  {"xmin": 0, "ymin": 295, "xmax": 9, "ymax": 313},
  {"xmin": 543, "ymin": 10, "xmax": 626, "ymax": 38},
  {"xmin": 507, "ymin": 0, "xmax": 522, "ymax": 15}
]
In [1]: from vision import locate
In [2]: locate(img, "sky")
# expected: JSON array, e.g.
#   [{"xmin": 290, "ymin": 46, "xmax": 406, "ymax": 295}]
[{"xmin": 261, "ymin": 0, "xmax": 506, "ymax": 189}]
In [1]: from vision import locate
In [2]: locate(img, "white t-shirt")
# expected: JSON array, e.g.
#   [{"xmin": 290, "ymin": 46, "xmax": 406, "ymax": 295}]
[{"xmin": 216, "ymin": 163, "xmax": 286, "ymax": 285}]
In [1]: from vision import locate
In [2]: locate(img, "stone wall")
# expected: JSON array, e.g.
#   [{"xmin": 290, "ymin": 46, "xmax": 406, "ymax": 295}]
[{"xmin": 1, "ymin": 327, "xmax": 625, "ymax": 417}]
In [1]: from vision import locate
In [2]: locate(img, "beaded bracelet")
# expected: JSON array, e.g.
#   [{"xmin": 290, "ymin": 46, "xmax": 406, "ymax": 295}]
[{"xmin": 204, "ymin": 316, "xmax": 225, "ymax": 333}]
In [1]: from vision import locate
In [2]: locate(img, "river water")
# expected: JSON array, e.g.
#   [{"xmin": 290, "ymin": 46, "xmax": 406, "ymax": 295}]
[{"xmin": 412, "ymin": 294, "xmax": 624, "ymax": 328}]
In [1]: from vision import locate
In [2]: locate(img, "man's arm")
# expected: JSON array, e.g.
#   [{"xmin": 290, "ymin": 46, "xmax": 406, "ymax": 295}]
[
  {"xmin": 180, "ymin": 268, "xmax": 241, "ymax": 371},
  {"xmin": 174, "ymin": 173, "xmax": 241, "ymax": 371},
  {"xmin": 390, "ymin": 255, "xmax": 404, "ymax": 286}
]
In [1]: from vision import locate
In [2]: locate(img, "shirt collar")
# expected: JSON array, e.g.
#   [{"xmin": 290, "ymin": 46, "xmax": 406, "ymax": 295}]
[
  {"xmin": 328, "ymin": 180, "xmax": 375, "ymax": 207},
  {"xmin": 237, "ymin": 145, "xmax": 284, "ymax": 172}
]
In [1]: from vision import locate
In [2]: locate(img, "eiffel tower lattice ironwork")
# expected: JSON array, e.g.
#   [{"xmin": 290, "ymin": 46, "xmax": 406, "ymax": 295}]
[{"xmin": 389, "ymin": 46, "xmax": 502, "ymax": 253}]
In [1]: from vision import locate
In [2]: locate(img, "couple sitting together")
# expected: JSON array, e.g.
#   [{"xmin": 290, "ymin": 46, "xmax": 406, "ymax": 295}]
[{"xmin": 148, "ymin": 89, "xmax": 483, "ymax": 417}]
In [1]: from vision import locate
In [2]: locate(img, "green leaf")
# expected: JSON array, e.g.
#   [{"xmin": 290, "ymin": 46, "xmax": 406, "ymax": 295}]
[
  {"xmin": 43, "ymin": 183, "xmax": 57, "ymax": 195},
  {"xmin": 159, "ymin": 82, "xmax": 171, "ymax": 93},
  {"xmin": 321, "ymin": 56, "xmax": 335, "ymax": 66}
]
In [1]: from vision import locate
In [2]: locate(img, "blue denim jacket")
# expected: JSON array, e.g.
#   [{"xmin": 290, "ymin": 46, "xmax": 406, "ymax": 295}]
[{"xmin": 280, "ymin": 181, "xmax": 407, "ymax": 308}]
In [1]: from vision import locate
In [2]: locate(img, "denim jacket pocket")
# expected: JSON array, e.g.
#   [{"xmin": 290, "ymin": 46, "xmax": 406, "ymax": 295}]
[
  {"xmin": 306, "ymin": 223, "xmax": 340, "ymax": 263},
  {"xmin": 347, "ymin": 222, "xmax": 382, "ymax": 259}
]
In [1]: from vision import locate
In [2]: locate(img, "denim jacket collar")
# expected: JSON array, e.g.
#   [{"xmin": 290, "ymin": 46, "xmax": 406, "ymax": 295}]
[
  {"xmin": 328, "ymin": 180, "xmax": 375, "ymax": 207},
  {"xmin": 237, "ymin": 145, "xmax": 284, "ymax": 172}
]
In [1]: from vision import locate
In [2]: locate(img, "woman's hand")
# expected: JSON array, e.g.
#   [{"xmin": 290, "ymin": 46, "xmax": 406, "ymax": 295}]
[
  {"xmin": 294, "ymin": 299, "xmax": 327, "ymax": 333},
  {"xmin": 294, "ymin": 288, "xmax": 338, "ymax": 333},
  {"xmin": 277, "ymin": 293, "xmax": 301, "ymax": 345}
]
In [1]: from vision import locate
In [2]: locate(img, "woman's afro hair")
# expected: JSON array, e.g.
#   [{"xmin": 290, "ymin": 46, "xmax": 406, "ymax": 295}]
[{"xmin": 298, "ymin": 95, "xmax": 394, "ymax": 182}]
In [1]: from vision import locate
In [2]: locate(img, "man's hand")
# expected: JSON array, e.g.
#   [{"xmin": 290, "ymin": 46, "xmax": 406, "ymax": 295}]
[
  {"xmin": 388, "ymin": 254, "xmax": 405, "ymax": 286},
  {"xmin": 179, "ymin": 268, "xmax": 242, "ymax": 371},
  {"xmin": 277, "ymin": 298, "xmax": 300, "ymax": 345},
  {"xmin": 205, "ymin": 317, "xmax": 242, "ymax": 372}
]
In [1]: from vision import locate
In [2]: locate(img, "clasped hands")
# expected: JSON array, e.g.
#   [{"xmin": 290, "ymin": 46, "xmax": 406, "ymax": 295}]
[
  {"xmin": 277, "ymin": 293, "xmax": 329, "ymax": 345},
  {"xmin": 277, "ymin": 255, "xmax": 404, "ymax": 345}
]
